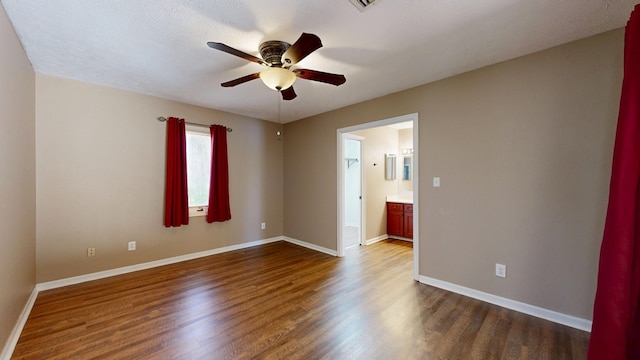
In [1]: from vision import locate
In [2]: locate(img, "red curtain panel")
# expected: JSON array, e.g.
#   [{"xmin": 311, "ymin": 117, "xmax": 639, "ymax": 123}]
[
  {"xmin": 164, "ymin": 117, "xmax": 189, "ymax": 227},
  {"xmin": 207, "ymin": 124, "xmax": 232, "ymax": 223},
  {"xmin": 589, "ymin": 4, "xmax": 640, "ymax": 359}
]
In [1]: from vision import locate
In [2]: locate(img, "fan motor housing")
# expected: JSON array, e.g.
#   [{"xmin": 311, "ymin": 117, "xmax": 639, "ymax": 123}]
[{"xmin": 259, "ymin": 40, "xmax": 291, "ymax": 66}]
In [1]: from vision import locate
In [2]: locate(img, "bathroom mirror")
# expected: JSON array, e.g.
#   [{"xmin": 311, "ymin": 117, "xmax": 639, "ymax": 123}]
[
  {"xmin": 403, "ymin": 156, "xmax": 412, "ymax": 180},
  {"xmin": 385, "ymin": 154, "xmax": 396, "ymax": 180}
]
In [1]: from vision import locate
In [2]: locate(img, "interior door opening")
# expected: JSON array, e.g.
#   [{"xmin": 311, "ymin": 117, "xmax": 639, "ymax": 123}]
[
  {"xmin": 343, "ymin": 135, "xmax": 363, "ymax": 248},
  {"xmin": 337, "ymin": 113, "xmax": 419, "ymax": 281}
]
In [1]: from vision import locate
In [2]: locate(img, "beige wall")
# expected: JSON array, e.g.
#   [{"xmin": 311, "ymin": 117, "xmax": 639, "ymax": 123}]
[
  {"xmin": 0, "ymin": 15, "xmax": 622, "ymax": 348},
  {"xmin": 283, "ymin": 29, "xmax": 622, "ymax": 319},
  {"xmin": 352, "ymin": 127, "xmax": 400, "ymax": 241},
  {"xmin": 35, "ymin": 74, "xmax": 283, "ymax": 282},
  {"xmin": 0, "ymin": 4, "xmax": 36, "ymax": 354}
]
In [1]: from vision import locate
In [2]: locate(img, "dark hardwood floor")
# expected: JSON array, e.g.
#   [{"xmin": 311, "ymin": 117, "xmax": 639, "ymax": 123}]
[{"xmin": 12, "ymin": 240, "xmax": 589, "ymax": 359}]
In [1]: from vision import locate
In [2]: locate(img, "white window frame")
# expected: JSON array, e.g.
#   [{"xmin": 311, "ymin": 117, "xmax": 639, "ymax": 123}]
[{"xmin": 185, "ymin": 124, "xmax": 211, "ymax": 217}]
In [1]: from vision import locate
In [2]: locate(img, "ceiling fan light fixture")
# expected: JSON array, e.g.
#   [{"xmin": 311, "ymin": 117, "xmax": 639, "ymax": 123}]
[{"xmin": 259, "ymin": 67, "xmax": 296, "ymax": 91}]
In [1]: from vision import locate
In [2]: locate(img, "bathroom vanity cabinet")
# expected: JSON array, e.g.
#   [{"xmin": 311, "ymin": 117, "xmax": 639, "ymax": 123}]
[{"xmin": 387, "ymin": 202, "xmax": 413, "ymax": 239}]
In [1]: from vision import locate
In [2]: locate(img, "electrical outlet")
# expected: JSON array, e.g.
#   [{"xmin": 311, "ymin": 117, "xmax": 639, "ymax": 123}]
[
  {"xmin": 496, "ymin": 263, "xmax": 506, "ymax": 278},
  {"xmin": 261, "ymin": 222, "xmax": 266, "ymax": 230},
  {"xmin": 87, "ymin": 247, "xmax": 96, "ymax": 257},
  {"xmin": 128, "ymin": 241, "xmax": 136, "ymax": 251},
  {"xmin": 433, "ymin": 177, "xmax": 440, "ymax": 187}
]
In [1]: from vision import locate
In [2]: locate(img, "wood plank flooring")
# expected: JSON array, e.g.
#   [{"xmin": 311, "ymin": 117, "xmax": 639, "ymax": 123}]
[{"xmin": 12, "ymin": 240, "xmax": 589, "ymax": 359}]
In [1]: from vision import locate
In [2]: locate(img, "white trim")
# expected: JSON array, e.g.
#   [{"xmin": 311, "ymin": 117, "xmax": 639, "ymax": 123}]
[
  {"xmin": 336, "ymin": 131, "xmax": 347, "ymax": 257},
  {"xmin": 35, "ymin": 236, "xmax": 334, "ymax": 292},
  {"xmin": 37, "ymin": 237, "xmax": 283, "ymax": 291},
  {"xmin": 411, "ymin": 115, "xmax": 419, "ymax": 281},
  {"xmin": 2, "ymin": 237, "xmax": 592, "ymax": 360},
  {"xmin": 365, "ymin": 235, "xmax": 413, "ymax": 245},
  {"xmin": 188, "ymin": 206, "xmax": 208, "ymax": 217},
  {"xmin": 1, "ymin": 287, "xmax": 38, "ymax": 360},
  {"xmin": 390, "ymin": 236, "xmax": 413, "ymax": 243},
  {"xmin": 365, "ymin": 234, "xmax": 389, "ymax": 245},
  {"xmin": 339, "ymin": 133, "xmax": 366, "ymax": 253},
  {"xmin": 282, "ymin": 236, "xmax": 338, "ymax": 257},
  {"xmin": 336, "ymin": 113, "xmax": 419, "ymax": 279},
  {"xmin": 336, "ymin": 130, "xmax": 344, "ymax": 256},
  {"xmin": 338, "ymin": 113, "xmax": 418, "ymax": 133},
  {"xmin": 419, "ymin": 276, "xmax": 593, "ymax": 332}
]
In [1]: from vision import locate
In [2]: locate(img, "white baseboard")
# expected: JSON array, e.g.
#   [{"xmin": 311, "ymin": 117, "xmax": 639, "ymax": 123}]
[
  {"xmin": 1, "ymin": 287, "xmax": 38, "ymax": 360},
  {"xmin": 365, "ymin": 234, "xmax": 389, "ymax": 245},
  {"xmin": 37, "ymin": 237, "xmax": 283, "ymax": 291},
  {"xmin": 396, "ymin": 237, "xmax": 413, "ymax": 242},
  {"xmin": 35, "ymin": 236, "xmax": 337, "ymax": 292},
  {"xmin": 282, "ymin": 236, "xmax": 338, "ymax": 256},
  {"xmin": 2, "ymin": 239, "xmax": 592, "ymax": 359},
  {"xmin": 419, "ymin": 276, "xmax": 592, "ymax": 332},
  {"xmin": 365, "ymin": 235, "xmax": 414, "ymax": 245},
  {"xmin": 1, "ymin": 236, "xmax": 334, "ymax": 359},
  {"xmin": 4, "ymin": 237, "xmax": 287, "ymax": 359}
]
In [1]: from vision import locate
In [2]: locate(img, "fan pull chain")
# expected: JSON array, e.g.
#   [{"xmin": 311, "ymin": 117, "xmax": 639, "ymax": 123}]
[{"xmin": 278, "ymin": 92, "xmax": 282, "ymax": 123}]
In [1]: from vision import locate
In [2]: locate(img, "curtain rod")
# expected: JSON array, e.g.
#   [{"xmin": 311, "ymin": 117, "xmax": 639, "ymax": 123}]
[{"xmin": 157, "ymin": 117, "xmax": 232, "ymax": 132}]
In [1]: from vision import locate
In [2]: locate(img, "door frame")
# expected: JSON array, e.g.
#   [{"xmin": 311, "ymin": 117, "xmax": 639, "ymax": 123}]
[
  {"xmin": 342, "ymin": 134, "xmax": 365, "ymax": 248},
  {"xmin": 336, "ymin": 113, "xmax": 420, "ymax": 281}
]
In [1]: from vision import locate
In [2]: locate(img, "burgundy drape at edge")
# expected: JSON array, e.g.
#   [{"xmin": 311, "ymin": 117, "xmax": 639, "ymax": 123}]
[
  {"xmin": 164, "ymin": 117, "xmax": 189, "ymax": 227},
  {"xmin": 206, "ymin": 124, "xmax": 231, "ymax": 222},
  {"xmin": 588, "ymin": 4, "xmax": 640, "ymax": 360}
]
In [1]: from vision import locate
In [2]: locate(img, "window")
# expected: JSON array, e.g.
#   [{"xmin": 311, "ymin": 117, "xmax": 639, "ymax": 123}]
[{"xmin": 185, "ymin": 125, "xmax": 211, "ymax": 217}]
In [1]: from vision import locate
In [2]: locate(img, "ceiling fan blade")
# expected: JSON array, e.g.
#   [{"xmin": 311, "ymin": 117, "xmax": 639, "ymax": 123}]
[
  {"xmin": 293, "ymin": 69, "xmax": 346, "ymax": 86},
  {"xmin": 281, "ymin": 87, "xmax": 297, "ymax": 100},
  {"xmin": 221, "ymin": 73, "xmax": 260, "ymax": 87},
  {"xmin": 207, "ymin": 42, "xmax": 266, "ymax": 65},
  {"xmin": 281, "ymin": 33, "xmax": 322, "ymax": 66}
]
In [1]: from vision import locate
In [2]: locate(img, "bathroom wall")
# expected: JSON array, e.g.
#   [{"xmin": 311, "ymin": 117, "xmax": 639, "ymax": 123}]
[
  {"xmin": 352, "ymin": 127, "xmax": 400, "ymax": 242},
  {"xmin": 398, "ymin": 128, "xmax": 414, "ymax": 194}
]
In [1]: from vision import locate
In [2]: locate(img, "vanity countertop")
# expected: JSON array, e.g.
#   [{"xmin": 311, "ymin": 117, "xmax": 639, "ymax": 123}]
[{"xmin": 386, "ymin": 195, "xmax": 413, "ymax": 204}]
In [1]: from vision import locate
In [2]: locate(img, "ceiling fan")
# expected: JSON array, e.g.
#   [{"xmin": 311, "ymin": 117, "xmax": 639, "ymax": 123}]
[{"xmin": 207, "ymin": 33, "xmax": 346, "ymax": 100}]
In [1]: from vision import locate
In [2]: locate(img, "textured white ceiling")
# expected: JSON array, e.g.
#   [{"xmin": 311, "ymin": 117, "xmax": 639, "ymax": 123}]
[{"xmin": 2, "ymin": 0, "xmax": 636, "ymax": 123}]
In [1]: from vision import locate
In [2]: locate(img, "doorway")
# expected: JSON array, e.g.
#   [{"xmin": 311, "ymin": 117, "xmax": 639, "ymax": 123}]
[
  {"xmin": 337, "ymin": 113, "xmax": 419, "ymax": 281},
  {"xmin": 343, "ymin": 135, "xmax": 364, "ymax": 248}
]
